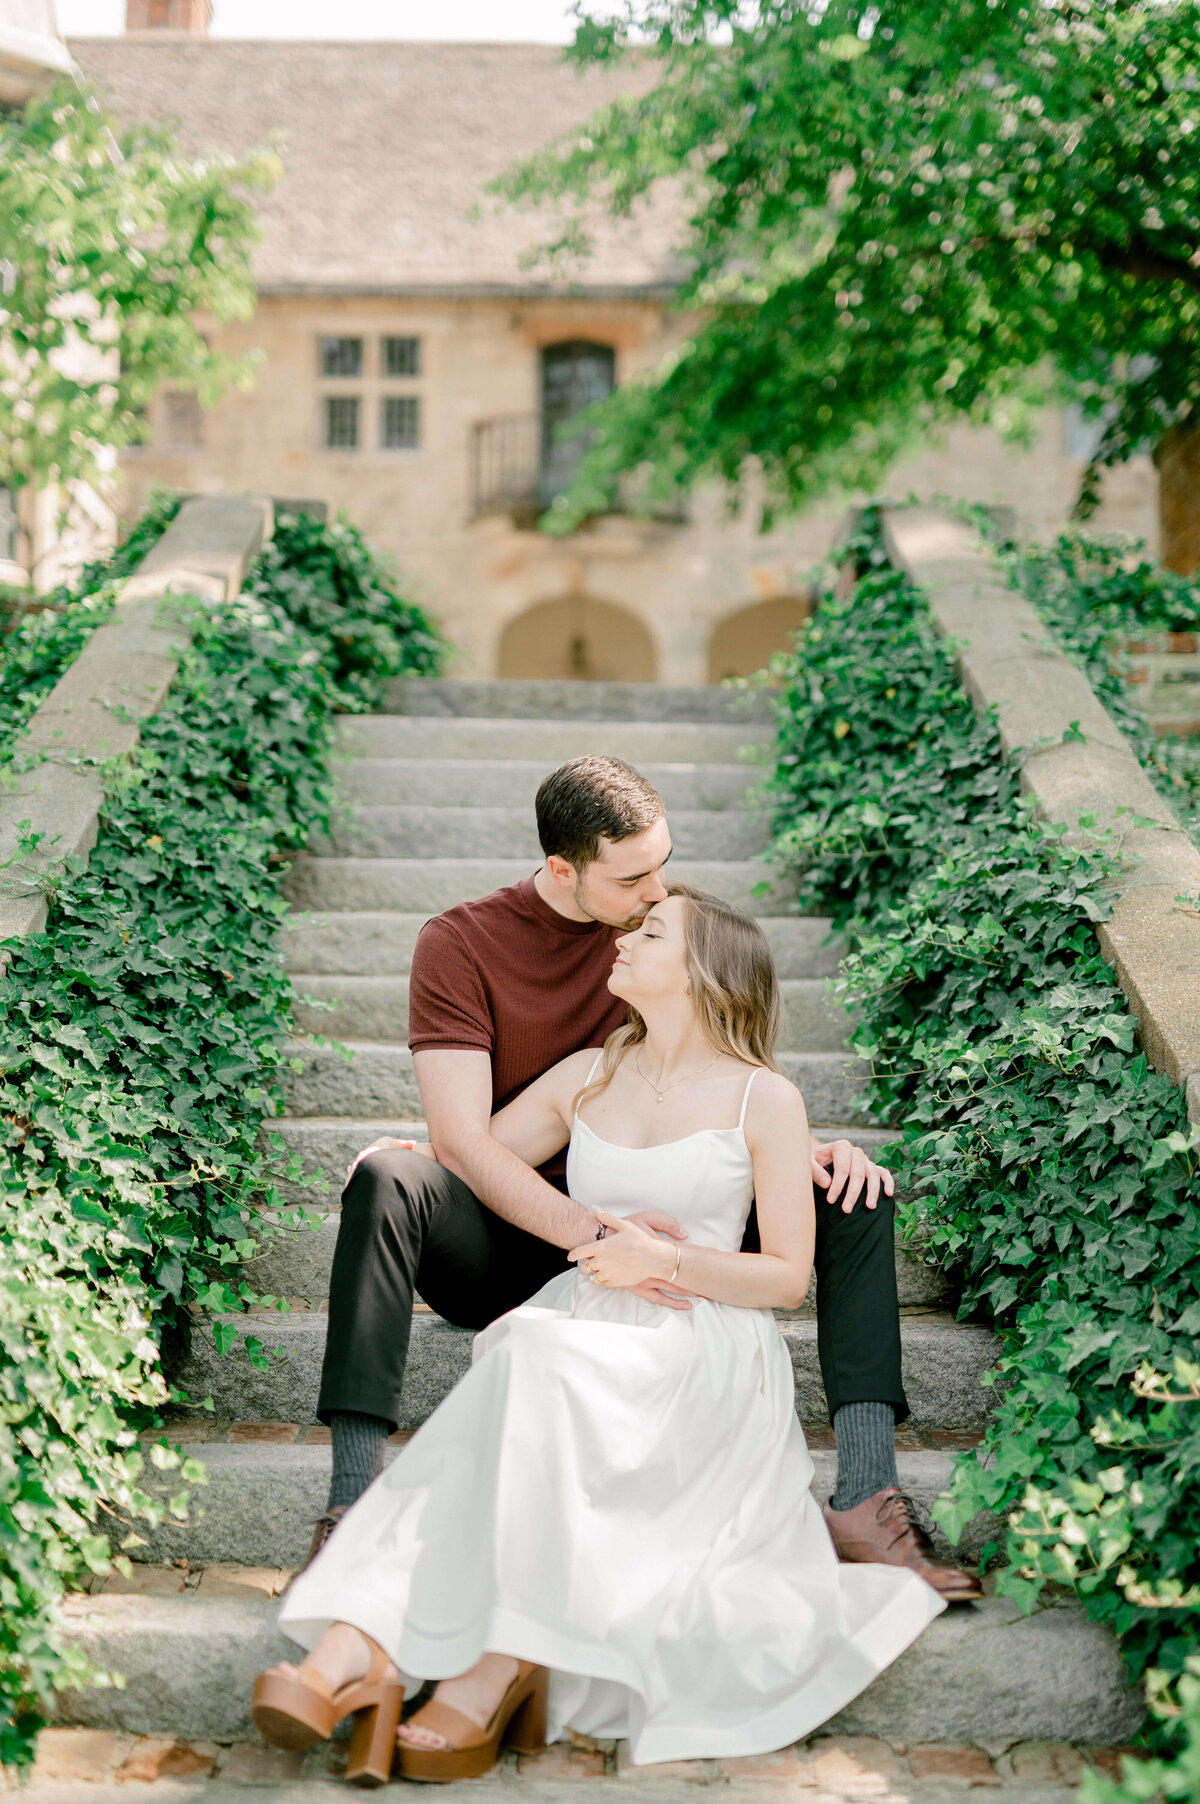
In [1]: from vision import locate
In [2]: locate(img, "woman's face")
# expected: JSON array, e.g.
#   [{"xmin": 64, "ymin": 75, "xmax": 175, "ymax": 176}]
[{"xmin": 609, "ymin": 897, "xmax": 690, "ymax": 1008}]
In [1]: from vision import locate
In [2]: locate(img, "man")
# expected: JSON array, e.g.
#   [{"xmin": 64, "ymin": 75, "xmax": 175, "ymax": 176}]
[{"xmin": 313, "ymin": 756, "xmax": 981, "ymax": 1600}]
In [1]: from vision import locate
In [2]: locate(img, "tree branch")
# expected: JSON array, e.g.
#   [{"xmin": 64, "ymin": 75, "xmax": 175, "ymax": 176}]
[{"xmin": 1097, "ymin": 239, "xmax": 1200, "ymax": 296}]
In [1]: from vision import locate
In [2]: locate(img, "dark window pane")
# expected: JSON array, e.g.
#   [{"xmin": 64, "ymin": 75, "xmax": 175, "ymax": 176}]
[
  {"xmin": 160, "ymin": 390, "xmax": 203, "ymax": 452},
  {"xmin": 319, "ymin": 335, "xmax": 363, "ymax": 378},
  {"xmin": 323, "ymin": 395, "xmax": 360, "ymax": 449},
  {"xmin": 382, "ymin": 395, "xmax": 420, "ymax": 449},
  {"xmin": 540, "ymin": 341, "xmax": 615, "ymax": 500},
  {"xmin": 383, "ymin": 336, "xmax": 420, "ymax": 378}
]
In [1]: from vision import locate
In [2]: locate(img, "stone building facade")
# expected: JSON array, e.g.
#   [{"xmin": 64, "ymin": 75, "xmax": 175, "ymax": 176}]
[{"xmin": 70, "ymin": 23, "xmax": 1158, "ymax": 682}]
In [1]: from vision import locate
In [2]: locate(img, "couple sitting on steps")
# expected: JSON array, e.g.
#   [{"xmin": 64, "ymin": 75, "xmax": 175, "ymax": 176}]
[{"xmin": 251, "ymin": 755, "xmax": 981, "ymax": 1787}]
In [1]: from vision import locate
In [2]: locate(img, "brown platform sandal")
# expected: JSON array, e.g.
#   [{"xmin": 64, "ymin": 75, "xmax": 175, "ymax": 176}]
[
  {"xmin": 395, "ymin": 1660, "xmax": 548, "ymax": 1783},
  {"xmin": 251, "ymin": 1640, "xmax": 403, "ymax": 1789}
]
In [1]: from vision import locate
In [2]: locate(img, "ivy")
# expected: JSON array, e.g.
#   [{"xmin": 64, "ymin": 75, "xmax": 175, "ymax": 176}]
[
  {"xmin": 1002, "ymin": 527, "xmax": 1200, "ymax": 846},
  {"xmin": 0, "ymin": 493, "xmax": 181, "ymax": 767},
  {"xmin": 0, "ymin": 509, "xmax": 445, "ymax": 1768},
  {"xmin": 768, "ymin": 510, "xmax": 1200, "ymax": 1762}
]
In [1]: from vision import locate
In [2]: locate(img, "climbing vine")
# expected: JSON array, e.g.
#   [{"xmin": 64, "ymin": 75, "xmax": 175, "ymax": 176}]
[
  {"xmin": 0, "ymin": 494, "xmax": 181, "ymax": 766},
  {"xmin": 0, "ymin": 510, "xmax": 445, "ymax": 1767},
  {"xmin": 769, "ymin": 511, "xmax": 1200, "ymax": 1765}
]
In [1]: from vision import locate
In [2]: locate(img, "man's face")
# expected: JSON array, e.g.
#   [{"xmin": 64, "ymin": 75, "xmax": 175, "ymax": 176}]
[{"xmin": 549, "ymin": 814, "xmax": 674, "ymax": 928}]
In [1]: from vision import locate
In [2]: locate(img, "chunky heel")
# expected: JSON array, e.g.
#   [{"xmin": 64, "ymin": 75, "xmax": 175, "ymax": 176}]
[
  {"xmin": 251, "ymin": 1668, "xmax": 337, "ymax": 1749},
  {"xmin": 251, "ymin": 1638, "xmax": 402, "ymax": 1778},
  {"xmin": 396, "ymin": 1661, "xmax": 549, "ymax": 1782},
  {"xmin": 504, "ymin": 1666, "xmax": 548, "ymax": 1754},
  {"xmin": 345, "ymin": 1682, "xmax": 404, "ymax": 1788}
]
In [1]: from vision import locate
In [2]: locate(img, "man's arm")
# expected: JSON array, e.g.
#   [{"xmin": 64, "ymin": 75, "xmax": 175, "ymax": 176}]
[{"xmin": 416, "ymin": 1047, "xmax": 602, "ymax": 1250}]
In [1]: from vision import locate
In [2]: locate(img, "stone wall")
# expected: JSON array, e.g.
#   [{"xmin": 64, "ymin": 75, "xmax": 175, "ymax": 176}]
[{"xmin": 118, "ymin": 292, "xmax": 1160, "ymax": 684}]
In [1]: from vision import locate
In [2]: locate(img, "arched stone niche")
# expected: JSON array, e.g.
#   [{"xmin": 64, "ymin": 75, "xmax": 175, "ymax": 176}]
[
  {"xmin": 498, "ymin": 596, "xmax": 658, "ymax": 683},
  {"xmin": 707, "ymin": 596, "xmax": 812, "ymax": 683}
]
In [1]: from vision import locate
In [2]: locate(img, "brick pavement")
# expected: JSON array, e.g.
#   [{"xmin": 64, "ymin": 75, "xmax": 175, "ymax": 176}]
[{"xmin": 24, "ymin": 1724, "xmax": 1145, "ymax": 1798}]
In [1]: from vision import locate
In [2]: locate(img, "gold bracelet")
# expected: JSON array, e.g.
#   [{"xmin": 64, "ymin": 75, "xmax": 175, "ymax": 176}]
[{"xmin": 669, "ymin": 1244, "xmax": 682, "ymax": 1286}]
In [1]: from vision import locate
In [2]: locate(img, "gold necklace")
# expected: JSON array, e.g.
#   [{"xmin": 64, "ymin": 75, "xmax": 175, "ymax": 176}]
[{"xmin": 635, "ymin": 1047, "xmax": 721, "ymax": 1104}]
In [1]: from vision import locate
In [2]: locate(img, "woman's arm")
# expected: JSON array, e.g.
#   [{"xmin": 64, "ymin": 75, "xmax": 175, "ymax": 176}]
[
  {"xmin": 486, "ymin": 1048, "xmax": 598, "ymax": 1171},
  {"xmin": 569, "ymin": 1072, "xmax": 814, "ymax": 1310}
]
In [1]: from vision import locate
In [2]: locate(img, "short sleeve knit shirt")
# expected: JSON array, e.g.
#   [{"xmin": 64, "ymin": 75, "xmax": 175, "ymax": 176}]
[{"xmin": 407, "ymin": 874, "xmax": 629, "ymax": 1182}]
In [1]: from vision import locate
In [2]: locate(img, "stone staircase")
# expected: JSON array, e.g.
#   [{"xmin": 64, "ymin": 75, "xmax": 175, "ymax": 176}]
[{"xmin": 58, "ymin": 679, "xmax": 1142, "ymax": 1761}]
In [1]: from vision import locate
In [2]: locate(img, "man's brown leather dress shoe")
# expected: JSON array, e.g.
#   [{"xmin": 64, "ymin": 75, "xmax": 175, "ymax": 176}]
[
  {"xmin": 823, "ymin": 1488, "xmax": 985, "ymax": 1602},
  {"xmin": 299, "ymin": 1505, "xmax": 349, "ymax": 1576}
]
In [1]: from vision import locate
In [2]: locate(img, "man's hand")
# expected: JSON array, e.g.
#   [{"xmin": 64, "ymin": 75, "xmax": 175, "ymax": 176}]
[
  {"xmin": 566, "ymin": 1209, "xmax": 692, "ymax": 1311},
  {"xmin": 621, "ymin": 1209, "xmax": 692, "ymax": 1310},
  {"xmin": 812, "ymin": 1139, "xmax": 894, "ymax": 1214}
]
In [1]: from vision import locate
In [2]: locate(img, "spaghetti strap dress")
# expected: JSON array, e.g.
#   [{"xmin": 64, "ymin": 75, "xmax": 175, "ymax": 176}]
[{"xmin": 278, "ymin": 1064, "xmax": 944, "ymax": 1764}]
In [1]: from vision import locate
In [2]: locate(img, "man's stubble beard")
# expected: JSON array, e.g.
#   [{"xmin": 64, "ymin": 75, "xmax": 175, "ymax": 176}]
[{"xmin": 571, "ymin": 873, "xmax": 650, "ymax": 933}]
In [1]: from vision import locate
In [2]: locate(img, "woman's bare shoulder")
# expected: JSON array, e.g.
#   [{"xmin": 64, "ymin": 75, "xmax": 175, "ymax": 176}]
[
  {"xmin": 744, "ymin": 1068, "xmax": 809, "ymax": 1136},
  {"xmin": 544, "ymin": 1046, "xmax": 608, "ymax": 1097}
]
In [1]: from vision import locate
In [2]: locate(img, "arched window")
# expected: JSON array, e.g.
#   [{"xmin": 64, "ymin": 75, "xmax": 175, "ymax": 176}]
[{"xmin": 539, "ymin": 342, "xmax": 616, "ymax": 503}]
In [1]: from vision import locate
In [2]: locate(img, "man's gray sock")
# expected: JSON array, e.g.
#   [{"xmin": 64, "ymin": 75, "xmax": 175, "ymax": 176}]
[
  {"xmin": 829, "ymin": 1402, "xmax": 899, "ymax": 1511},
  {"xmin": 328, "ymin": 1410, "xmax": 389, "ymax": 1512}
]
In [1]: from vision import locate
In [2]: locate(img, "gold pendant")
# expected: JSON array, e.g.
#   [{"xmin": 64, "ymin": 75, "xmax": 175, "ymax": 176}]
[{"xmin": 656, "ymin": 1092, "xmax": 664, "ymax": 1103}]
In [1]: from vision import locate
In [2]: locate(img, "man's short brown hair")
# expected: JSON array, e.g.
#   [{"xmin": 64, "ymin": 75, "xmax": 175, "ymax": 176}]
[{"xmin": 535, "ymin": 756, "xmax": 664, "ymax": 870}]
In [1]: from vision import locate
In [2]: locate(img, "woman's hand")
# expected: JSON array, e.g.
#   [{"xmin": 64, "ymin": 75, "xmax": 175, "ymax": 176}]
[{"xmin": 568, "ymin": 1209, "xmax": 679, "ymax": 1291}]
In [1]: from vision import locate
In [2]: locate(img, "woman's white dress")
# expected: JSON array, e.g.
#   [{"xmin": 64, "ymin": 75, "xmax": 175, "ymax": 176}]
[{"xmin": 279, "ymin": 1072, "xmax": 944, "ymax": 1764}]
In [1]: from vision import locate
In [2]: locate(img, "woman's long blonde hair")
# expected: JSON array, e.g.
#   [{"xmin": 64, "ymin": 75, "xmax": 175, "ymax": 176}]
[{"xmin": 574, "ymin": 883, "xmax": 782, "ymax": 1114}]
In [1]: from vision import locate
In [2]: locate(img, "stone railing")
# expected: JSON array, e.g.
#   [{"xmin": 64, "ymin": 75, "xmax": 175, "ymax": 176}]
[
  {"xmin": 882, "ymin": 506, "xmax": 1200, "ymax": 1124},
  {"xmin": 0, "ymin": 494, "xmax": 272, "ymax": 943}
]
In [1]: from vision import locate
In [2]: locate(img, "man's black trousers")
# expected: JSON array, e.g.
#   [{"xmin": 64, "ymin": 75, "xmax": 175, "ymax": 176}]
[{"xmin": 317, "ymin": 1149, "xmax": 909, "ymax": 1430}]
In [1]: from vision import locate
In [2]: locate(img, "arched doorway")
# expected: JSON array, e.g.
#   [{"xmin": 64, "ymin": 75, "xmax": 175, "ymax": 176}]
[
  {"xmin": 498, "ymin": 597, "xmax": 657, "ymax": 683},
  {"xmin": 707, "ymin": 596, "xmax": 812, "ymax": 683}
]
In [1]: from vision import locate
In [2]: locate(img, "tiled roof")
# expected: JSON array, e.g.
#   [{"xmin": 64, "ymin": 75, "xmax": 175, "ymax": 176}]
[{"xmin": 67, "ymin": 38, "xmax": 687, "ymax": 296}]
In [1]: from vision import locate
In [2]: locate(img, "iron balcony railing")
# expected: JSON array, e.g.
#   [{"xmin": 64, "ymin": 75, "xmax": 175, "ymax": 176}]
[
  {"xmin": 469, "ymin": 414, "xmax": 546, "ymax": 522},
  {"xmin": 469, "ymin": 414, "xmax": 687, "ymax": 525}
]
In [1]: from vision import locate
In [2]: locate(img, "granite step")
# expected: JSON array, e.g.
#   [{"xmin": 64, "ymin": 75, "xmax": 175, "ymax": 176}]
[
  {"xmin": 56, "ymin": 1590, "xmax": 1143, "ymax": 1747},
  {"xmin": 289, "ymin": 974, "xmax": 851, "ymax": 1051},
  {"xmin": 281, "ymin": 911, "xmax": 844, "ymax": 979},
  {"xmin": 312, "ymin": 804, "xmax": 771, "ymax": 862},
  {"xmin": 249, "ymin": 1212, "xmax": 952, "ymax": 1310},
  {"xmin": 379, "ymin": 677, "xmax": 776, "ymax": 724},
  {"xmin": 261, "ymin": 1112, "xmax": 907, "ymax": 1193},
  {"xmin": 335, "ymin": 715, "xmax": 771, "ymax": 766},
  {"xmin": 284, "ymin": 857, "xmax": 794, "ymax": 917},
  {"xmin": 260, "ymin": 1109, "xmax": 921, "ymax": 1209},
  {"xmin": 169, "ymin": 1309, "xmax": 997, "ymax": 1432},
  {"xmin": 340, "ymin": 756, "xmax": 765, "ymax": 812},
  {"xmin": 281, "ymin": 1043, "xmax": 870, "ymax": 1125},
  {"xmin": 249, "ymin": 1111, "xmax": 950, "ymax": 1306},
  {"xmin": 127, "ymin": 1442, "xmax": 971, "ymax": 1569}
]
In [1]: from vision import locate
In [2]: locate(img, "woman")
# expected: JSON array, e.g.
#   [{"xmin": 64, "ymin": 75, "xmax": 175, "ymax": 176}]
[{"xmin": 252, "ymin": 886, "xmax": 944, "ymax": 1787}]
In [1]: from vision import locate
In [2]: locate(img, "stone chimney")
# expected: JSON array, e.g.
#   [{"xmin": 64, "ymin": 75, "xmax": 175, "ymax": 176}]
[{"xmin": 125, "ymin": 0, "xmax": 212, "ymax": 34}]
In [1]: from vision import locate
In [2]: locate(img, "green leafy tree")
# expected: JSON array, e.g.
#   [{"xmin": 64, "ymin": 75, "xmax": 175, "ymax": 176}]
[
  {"xmin": 0, "ymin": 85, "xmax": 278, "ymax": 500},
  {"xmin": 502, "ymin": 1, "xmax": 1200, "ymax": 560}
]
